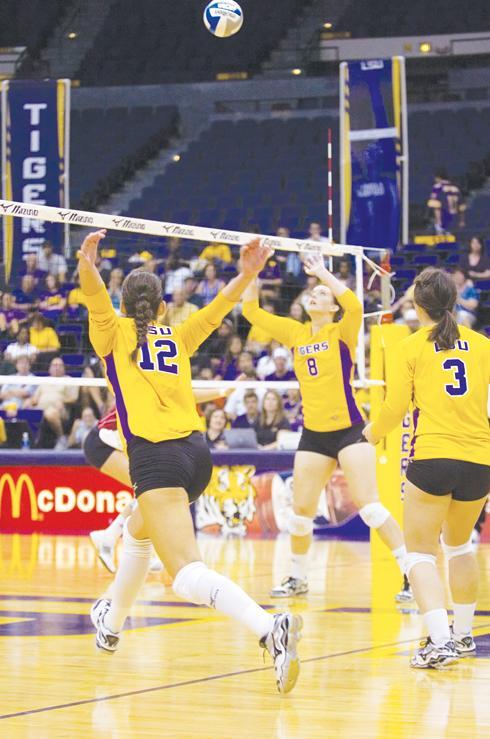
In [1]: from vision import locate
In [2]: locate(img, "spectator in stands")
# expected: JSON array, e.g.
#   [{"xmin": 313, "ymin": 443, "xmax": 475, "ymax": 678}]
[
  {"xmin": 246, "ymin": 302, "xmax": 275, "ymax": 354},
  {"xmin": 459, "ymin": 236, "xmax": 490, "ymax": 281},
  {"xmin": 128, "ymin": 249, "xmax": 154, "ymax": 266},
  {"xmin": 335, "ymin": 258, "xmax": 356, "ymax": 290},
  {"xmin": 0, "ymin": 356, "xmax": 36, "ymax": 413},
  {"xmin": 39, "ymin": 274, "xmax": 66, "ymax": 315},
  {"xmin": 201, "ymin": 317, "xmax": 235, "ymax": 374},
  {"xmin": 452, "ymin": 268, "xmax": 479, "ymax": 327},
  {"xmin": 78, "ymin": 366, "xmax": 106, "ymax": 419},
  {"xmin": 67, "ymin": 274, "xmax": 88, "ymax": 315},
  {"xmin": 198, "ymin": 241, "xmax": 233, "ymax": 267},
  {"xmin": 397, "ymin": 305, "xmax": 420, "ymax": 333},
  {"xmin": 26, "ymin": 356, "xmax": 79, "ymax": 449},
  {"xmin": 259, "ymin": 255, "xmax": 282, "ymax": 301},
  {"xmin": 164, "ymin": 255, "xmax": 192, "ymax": 297},
  {"xmin": 0, "ymin": 293, "xmax": 26, "ymax": 335},
  {"xmin": 107, "ymin": 268, "xmax": 124, "ymax": 312},
  {"xmin": 427, "ymin": 170, "xmax": 465, "ymax": 235},
  {"xmin": 4, "ymin": 326, "xmax": 38, "ymax": 363},
  {"xmin": 256, "ymin": 339, "xmax": 290, "ymax": 379},
  {"xmin": 20, "ymin": 253, "xmax": 46, "ymax": 282},
  {"xmin": 37, "ymin": 240, "xmax": 67, "ymax": 282},
  {"xmin": 183, "ymin": 276, "xmax": 202, "ymax": 307},
  {"xmin": 13, "ymin": 275, "xmax": 40, "ymax": 310},
  {"xmin": 222, "ymin": 335, "xmax": 244, "ymax": 380},
  {"xmin": 308, "ymin": 222, "xmax": 329, "ymax": 243},
  {"xmin": 196, "ymin": 263, "xmax": 225, "ymax": 306},
  {"xmin": 0, "ymin": 351, "xmax": 15, "ymax": 376},
  {"xmin": 68, "ymin": 407, "xmax": 98, "ymax": 448},
  {"xmin": 232, "ymin": 390, "xmax": 260, "ymax": 431},
  {"xmin": 165, "ymin": 287, "xmax": 198, "ymax": 326},
  {"xmin": 204, "ymin": 407, "xmax": 228, "ymax": 449},
  {"xmin": 256, "ymin": 390, "xmax": 290, "ymax": 449},
  {"xmin": 288, "ymin": 301, "xmax": 308, "ymax": 323},
  {"xmin": 283, "ymin": 389, "xmax": 303, "ymax": 432},
  {"xmin": 29, "ymin": 313, "xmax": 60, "ymax": 354},
  {"xmin": 224, "ymin": 347, "xmax": 254, "ymax": 382},
  {"xmin": 265, "ymin": 347, "xmax": 296, "ymax": 382}
]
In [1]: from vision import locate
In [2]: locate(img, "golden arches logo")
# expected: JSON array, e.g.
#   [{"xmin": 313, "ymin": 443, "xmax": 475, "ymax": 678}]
[{"xmin": 0, "ymin": 473, "xmax": 39, "ymax": 521}]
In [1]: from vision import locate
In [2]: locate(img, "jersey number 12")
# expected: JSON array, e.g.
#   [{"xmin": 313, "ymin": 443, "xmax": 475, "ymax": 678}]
[
  {"xmin": 442, "ymin": 358, "xmax": 468, "ymax": 396},
  {"xmin": 139, "ymin": 339, "xmax": 178, "ymax": 374}
]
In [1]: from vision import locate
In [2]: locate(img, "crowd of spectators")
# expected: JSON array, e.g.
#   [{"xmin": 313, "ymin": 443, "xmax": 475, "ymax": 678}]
[{"xmin": 0, "ymin": 225, "xmax": 489, "ymax": 450}]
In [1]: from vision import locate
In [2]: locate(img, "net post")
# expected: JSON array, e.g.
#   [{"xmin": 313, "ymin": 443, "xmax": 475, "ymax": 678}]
[{"xmin": 354, "ymin": 252, "xmax": 366, "ymax": 385}]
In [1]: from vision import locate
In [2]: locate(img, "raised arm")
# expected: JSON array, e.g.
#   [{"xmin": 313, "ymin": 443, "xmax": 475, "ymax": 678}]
[
  {"xmin": 242, "ymin": 280, "xmax": 302, "ymax": 348},
  {"xmin": 179, "ymin": 239, "xmax": 274, "ymax": 356},
  {"xmin": 78, "ymin": 230, "xmax": 118, "ymax": 358}
]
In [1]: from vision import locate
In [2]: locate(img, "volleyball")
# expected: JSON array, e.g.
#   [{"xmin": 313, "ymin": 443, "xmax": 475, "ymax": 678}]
[{"xmin": 203, "ymin": 1, "xmax": 244, "ymax": 38}]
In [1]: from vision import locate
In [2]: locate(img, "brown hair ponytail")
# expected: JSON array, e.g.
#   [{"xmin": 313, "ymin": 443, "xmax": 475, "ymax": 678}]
[
  {"xmin": 413, "ymin": 267, "xmax": 459, "ymax": 350},
  {"xmin": 121, "ymin": 269, "xmax": 163, "ymax": 360}
]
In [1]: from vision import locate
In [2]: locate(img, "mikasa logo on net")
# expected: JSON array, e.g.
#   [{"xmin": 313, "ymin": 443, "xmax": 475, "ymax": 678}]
[{"xmin": 0, "ymin": 473, "xmax": 132, "ymax": 519}]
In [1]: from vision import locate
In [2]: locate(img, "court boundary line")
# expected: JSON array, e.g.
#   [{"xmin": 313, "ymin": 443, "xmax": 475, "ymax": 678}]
[{"xmin": 0, "ymin": 634, "xmax": 456, "ymax": 721}]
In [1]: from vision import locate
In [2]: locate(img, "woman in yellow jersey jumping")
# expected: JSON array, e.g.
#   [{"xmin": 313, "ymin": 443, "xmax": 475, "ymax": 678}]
[
  {"xmin": 78, "ymin": 230, "xmax": 302, "ymax": 694},
  {"xmin": 242, "ymin": 254, "xmax": 408, "ymax": 599},
  {"xmin": 364, "ymin": 268, "xmax": 490, "ymax": 669}
]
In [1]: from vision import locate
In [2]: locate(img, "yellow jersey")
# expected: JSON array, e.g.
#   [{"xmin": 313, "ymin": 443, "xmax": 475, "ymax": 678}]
[
  {"xmin": 243, "ymin": 289, "xmax": 363, "ymax": 432},
  {"xmin": 371, "ymin": 325, "xmax": 490, "ymax": 465},
  {"xmin": 85, "ymin": 287, "xmax": 235, "ymax": 445}
]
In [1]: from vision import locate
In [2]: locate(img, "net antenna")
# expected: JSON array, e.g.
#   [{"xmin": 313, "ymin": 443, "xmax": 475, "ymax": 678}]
[{"xmin": 0, "ymin": 198, "xmax": 393, "ymax": 386}]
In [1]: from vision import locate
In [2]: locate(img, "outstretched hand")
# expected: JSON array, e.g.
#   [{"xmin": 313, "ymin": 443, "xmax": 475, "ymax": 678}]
[
  {"xmin": 77, "ymin": 230, "xmax": 106, "ymax": 267},
  {"xmin": 303, "ymin": 253, "xmax": 329, "ymax": 280},
  {"xmin": 239, "ymin": 238, "xmax": 274, "ymax": 278}
]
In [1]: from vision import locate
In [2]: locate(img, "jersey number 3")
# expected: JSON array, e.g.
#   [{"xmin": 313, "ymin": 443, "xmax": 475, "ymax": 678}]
[
  {"xmin": 139, "ymin": 339, "xmax": 178, "ymax": 375},
  {"xmin": 442, "ymin": 358, "xmax": 468, "ymax": 396}
]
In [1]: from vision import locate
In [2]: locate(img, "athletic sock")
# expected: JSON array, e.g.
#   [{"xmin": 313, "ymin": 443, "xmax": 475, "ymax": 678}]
[
  {"xmin": 392, "ymin": 545, "xmax": 407, "ymax": 575},
  {"xmin": 173, "ymin": 561, "xmax": 274, "ymax": 639},
  {"xmin": 291, "ymin": 553, "xmax": 308, "ymax": 581},
  {"xmin": 452, "ymin": 602, "xmax": 476, "ymax": 637},
  {"xmin": 102, "ymin": 513, "xmax": 126, "ymax": 546},
  {"xmin": 104, "ymin": 527, "xmax": 152, "ymax": 633},
  {"xmin": 423, "ymin": 608, "xmax": 451, "ymax": 648}
]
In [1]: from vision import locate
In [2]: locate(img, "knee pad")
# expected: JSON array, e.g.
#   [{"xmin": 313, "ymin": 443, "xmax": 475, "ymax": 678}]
[
  {"xmin": 123, "ymin": 520, "xmax": 152, "ymax": 558},
  {"xmin": 288, "ymin": 511, "xmax": 314, "ymax": 537},
  {"xmin": 358, "ymin": 502, "xmax": 390, "ymax": 529},
  {"xmin": 441, "ymin": 538, "xmax": 473, "ymax": 560},
  {"xmin": 173, "ymin": 561, "xmax": 210, "ymax": 605},
  {"xmin": 405, "ymin": 551, "xmax": 437, "ymax": 578}
]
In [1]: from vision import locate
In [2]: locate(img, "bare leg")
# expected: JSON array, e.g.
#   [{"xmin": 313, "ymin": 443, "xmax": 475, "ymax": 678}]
[{"xmin": 290, "ymin": 451, "xmax": 336, "ymax": 556}]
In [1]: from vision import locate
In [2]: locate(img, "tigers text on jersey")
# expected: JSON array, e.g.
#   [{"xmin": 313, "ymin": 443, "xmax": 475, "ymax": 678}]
[
  {"xmin": 85, "ymin": 287, "xmax": 235, "ymax": 446},
  {"xmin": 371, "ymin": 325, "xmax": 490, "ymax": 465},
  {"xmin": 243, "ymin": 289, "xmax": 363, "ymax": 432}
]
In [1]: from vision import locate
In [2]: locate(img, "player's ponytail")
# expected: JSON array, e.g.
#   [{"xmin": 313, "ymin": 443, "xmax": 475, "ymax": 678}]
[
  {"xmin": 413, "ymin": 267, "xmax": 459, "ymax": 350},
  {"xmin": 122, "ymin": 269, "xmax": 163, "ymax": 360}
]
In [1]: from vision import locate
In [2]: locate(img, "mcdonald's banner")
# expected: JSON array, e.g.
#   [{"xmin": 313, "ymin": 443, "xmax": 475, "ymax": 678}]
[
  {"xmin": 1, "ymin": 79, "xmax": 70, "ymax": 283},
  {"xmin": 0, "ymin": 467, "xmax": 133, "ymax": 534}
]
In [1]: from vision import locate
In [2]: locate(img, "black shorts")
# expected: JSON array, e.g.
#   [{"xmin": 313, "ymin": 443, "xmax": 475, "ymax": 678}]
[
  {"xmin": 406, "ymin": 459, "xmax": 490, "ymax": 502},
  {"xmin": 128, "ymin": 431, "xmax": 213, "ymax": 502},
  {"xmin": 83, "ymin": 426, "xmax": 114, "ymax": 470},
  {"xmin": 298, "ymin": 422, "xmax": 366, "ymax": 461}
]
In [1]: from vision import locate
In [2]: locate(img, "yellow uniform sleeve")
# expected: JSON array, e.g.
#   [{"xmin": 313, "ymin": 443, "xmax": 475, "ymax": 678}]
[
  {"xmin": 371, "ymin": 343, "xmax": 414, "ymax": 439},
  {"xmin": 242, "ymin": 300, "xmax": 302, "ymax": 348},
  {"xmin": 338, "ymin": 289, "xmax": 363, "ymax": 355},
  {"xmin": 178, "ymin": 292, "xmax": 236, "ymax": 356},
  {"xmin": 84, "ymin": 286, "xmax": 118, "ymax": 358}
]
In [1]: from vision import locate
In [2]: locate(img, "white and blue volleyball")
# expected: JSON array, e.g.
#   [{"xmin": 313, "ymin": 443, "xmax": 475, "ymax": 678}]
[{"xmin": 203, "ymin": 1, "xmax": 244, "ymax": 38}]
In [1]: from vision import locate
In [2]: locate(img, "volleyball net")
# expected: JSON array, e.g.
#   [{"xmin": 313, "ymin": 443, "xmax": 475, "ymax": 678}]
[{"xmin": 0, "ymin": 198, "xmax": 394, "ymax": 395}]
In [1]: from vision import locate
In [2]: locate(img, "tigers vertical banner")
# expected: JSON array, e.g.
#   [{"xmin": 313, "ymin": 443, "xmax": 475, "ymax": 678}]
[
  {"xmin": 1, "ymin": 79, "xmax": 70, "ymax": 283},
  {"xmin": 340, "ymin": 58, "xmax": 408, "ymax": 250}
]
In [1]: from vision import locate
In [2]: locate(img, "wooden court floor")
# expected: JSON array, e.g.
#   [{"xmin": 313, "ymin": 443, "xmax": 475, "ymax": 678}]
[{"xmin": 1, "ymin": 533, "xmax": 490, "ymax": 738}]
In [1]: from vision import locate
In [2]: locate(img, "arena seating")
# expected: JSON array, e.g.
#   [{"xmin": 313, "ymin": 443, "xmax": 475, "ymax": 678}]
[
  {"xmin": 336, "ymin": 0, "xmax": 489, "ymax": 37},
  {"xmin": 70, "ymin": 105, "xmax": 178, "ymax": 207},
  {"xmin": 78, "ymin": 0, "xmax": 312, "ymax": 85},
  {"xmin": 0, "ymin": 0, "xmax": 66, "ymax": 54}
]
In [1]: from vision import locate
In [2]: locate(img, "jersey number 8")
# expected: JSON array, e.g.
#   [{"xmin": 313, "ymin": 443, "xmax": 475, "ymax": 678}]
[
  {"xmin": 442, "ymin": 358, "xmax": 468, "ymax": 396},
  {"xmin": 139, "ymin": 339, "xmax": 178, "ymax": 375},
  {"xmin": 307, "ymin": 358, "xmax": 318, "ymax": 376}
]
